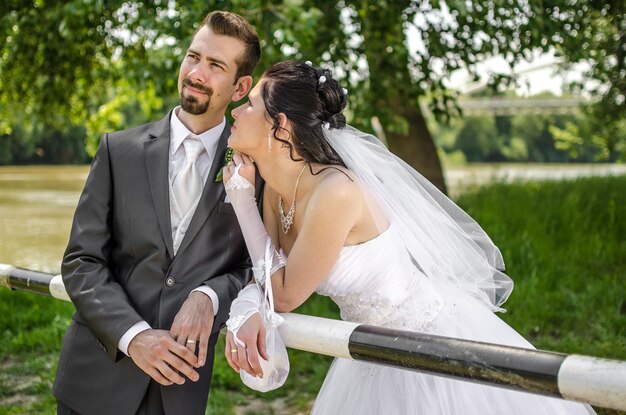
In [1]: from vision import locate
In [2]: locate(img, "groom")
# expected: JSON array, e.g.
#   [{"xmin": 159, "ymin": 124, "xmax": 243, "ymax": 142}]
[{"xmin": 53, "ymin": 11, "xmax": 261, "ymax": 415}]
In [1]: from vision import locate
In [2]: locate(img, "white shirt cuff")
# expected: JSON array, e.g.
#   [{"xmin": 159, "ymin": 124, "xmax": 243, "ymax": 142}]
[
  {"xmin": 118, "ymin": 321, "xmax": 151, "ymax": 356},
  {"xmin": 191, "ymin": 286, "xmax": 219, "ymax": 316}
]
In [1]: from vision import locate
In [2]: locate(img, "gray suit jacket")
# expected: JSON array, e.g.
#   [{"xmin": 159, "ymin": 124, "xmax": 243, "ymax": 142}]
[{"xmin": 53, "ymin": 111, "xmax": 260, "ymax": 414}]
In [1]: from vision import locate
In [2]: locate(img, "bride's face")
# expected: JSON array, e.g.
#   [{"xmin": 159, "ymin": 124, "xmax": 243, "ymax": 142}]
[{"xmin": 229, "ymin": 80, "xmax": 272, "ymax": 155}]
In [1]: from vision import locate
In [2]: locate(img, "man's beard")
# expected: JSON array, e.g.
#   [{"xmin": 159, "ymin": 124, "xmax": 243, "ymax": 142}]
[{"xmin": 180, "ymin": 78, "xmax": 213, "ymax": 115}]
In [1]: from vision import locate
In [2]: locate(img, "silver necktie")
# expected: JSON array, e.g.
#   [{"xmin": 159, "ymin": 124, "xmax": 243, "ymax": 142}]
[{"xmin": 173, "ymin": 135, "xmax": 205, "ymax": 217}]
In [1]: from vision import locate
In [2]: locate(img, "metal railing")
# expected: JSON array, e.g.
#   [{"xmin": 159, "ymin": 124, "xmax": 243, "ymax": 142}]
[{"xmin": 1, "ymin": 263, "xmax": 625, "ymax": 411}]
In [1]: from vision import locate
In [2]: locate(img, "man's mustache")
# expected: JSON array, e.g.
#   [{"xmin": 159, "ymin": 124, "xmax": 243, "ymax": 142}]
[{"xmin": 182, "ymin": 78, "xmax": 212, "ymax": 95}]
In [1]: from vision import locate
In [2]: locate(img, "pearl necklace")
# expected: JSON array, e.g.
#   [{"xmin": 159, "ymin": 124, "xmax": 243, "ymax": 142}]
[{"xmin": 278, "ymin": 164, "xmax": 307, "ymax": 234}]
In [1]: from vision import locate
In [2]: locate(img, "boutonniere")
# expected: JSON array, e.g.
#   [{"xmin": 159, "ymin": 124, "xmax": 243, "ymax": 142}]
[{"xmin": 215, "ymin": 147, "xmax": 235, "ymax": 182}]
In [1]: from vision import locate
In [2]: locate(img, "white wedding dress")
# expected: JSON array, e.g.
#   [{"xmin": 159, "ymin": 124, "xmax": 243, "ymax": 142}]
[
  {"xmin": 224, "ymin": 124, "xmax": 597, "ymax": 414},
  {"xmin": 310, "ymin": 222, "xmax": 595, "ymax": 415}
]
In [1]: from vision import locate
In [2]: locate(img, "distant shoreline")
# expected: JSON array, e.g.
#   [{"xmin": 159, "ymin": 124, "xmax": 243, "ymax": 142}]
[
  {"xmin": 1, "ymin": 163, "xmax": 625, "ymax": 199},
  {"xmin": 445, "ymin": 162, "xmax": 626, "ymax": 197}
]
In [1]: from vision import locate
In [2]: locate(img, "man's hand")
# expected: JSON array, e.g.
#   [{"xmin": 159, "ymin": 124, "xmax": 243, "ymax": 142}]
[
  {"xmin": 128, "ymin": 329, "xmax": 199, "ymax": 386},
  {"xmin": 170, "ymin": 291, "xmax": 215, "ymax": 367},
  {"xmin": 224, "ymin": 313, "xmax": 268, "ymax": 378}
]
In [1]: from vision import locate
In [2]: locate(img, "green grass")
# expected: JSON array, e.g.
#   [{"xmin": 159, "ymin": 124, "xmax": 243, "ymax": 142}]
[
  {"xmin": 1, "ymin": 176, "xmax": 625, "ymax": 414},
  {"xmin": 455, "ymin": 176, "xmax": 626, "ymax": 363},
  {"xmin": 0, "ymin": 292, "xmax": 73, "ymax": 415}
]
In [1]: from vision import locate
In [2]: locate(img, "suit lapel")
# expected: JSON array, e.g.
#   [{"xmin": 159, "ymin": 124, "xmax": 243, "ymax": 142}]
[
  {"xmin": 176, "ymin": 123, "xmax": 231, "ymax": 256},
  {"xmin": 144, "ymin": 112, "xmax": 175, "ymax": 258}
]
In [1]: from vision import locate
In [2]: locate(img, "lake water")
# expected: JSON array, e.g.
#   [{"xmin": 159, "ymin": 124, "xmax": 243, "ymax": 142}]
[
  {"xmin": 0, "ymin": 166, "xmax": 88, "ymax": 273},
  {"xmin": 1, "ymin": 163, "xmax": 625, "ymax": 273}
]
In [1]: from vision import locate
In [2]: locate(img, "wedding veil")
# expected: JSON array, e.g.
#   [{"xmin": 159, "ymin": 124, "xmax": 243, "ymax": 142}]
[{"xmin": 323, "ymin": 125, "xmax": 514, "ymax": 312}]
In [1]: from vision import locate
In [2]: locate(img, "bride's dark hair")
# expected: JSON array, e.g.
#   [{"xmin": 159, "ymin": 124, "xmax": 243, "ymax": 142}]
[{"xmin": 261, "ymin": 61, "xmax": 348, "ymax": 167}]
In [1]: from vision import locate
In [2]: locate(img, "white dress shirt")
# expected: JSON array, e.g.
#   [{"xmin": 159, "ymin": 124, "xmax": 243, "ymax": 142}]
[{"xmin": 118, "ymin": 108, "xmax": 225, "ymax": 355}]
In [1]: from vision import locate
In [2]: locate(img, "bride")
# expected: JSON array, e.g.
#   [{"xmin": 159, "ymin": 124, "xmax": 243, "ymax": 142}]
[{"xmin": 221, "ymin": 60, "xmax": 595, "ymax": 414}]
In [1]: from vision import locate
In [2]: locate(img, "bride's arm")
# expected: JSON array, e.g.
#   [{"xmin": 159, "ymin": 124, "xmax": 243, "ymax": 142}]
[
  {"xmin": 223, "ymin": 157, "xmax": 360, "ymax": 376},
  {"xmin": 269, "ymin": 172, "xmax": 361, "ymax": 312},
  {"xmin": 223, "ymin": 156, "xmax": 277, "ymax": 376}
]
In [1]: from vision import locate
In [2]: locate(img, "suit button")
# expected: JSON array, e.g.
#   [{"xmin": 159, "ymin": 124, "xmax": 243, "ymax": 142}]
[{"xmin": 165, "ymin": 276, "xmax": 176, "ymax": 287}]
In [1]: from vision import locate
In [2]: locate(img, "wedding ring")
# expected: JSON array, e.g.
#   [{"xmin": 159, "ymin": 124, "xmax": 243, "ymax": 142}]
[
  {"xmin": 231, "ymin": 349, "xmax": 238, "ymax": 353},
  {"xmin": 186, "ymin": 339, "xmax": 197, "ymax": 344}
]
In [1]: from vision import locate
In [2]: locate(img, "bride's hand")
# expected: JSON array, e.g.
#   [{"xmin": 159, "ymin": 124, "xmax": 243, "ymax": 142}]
[
  {"xmin": 223, "ymin": 152, "xmax": 256, "ymax": 187},
  {"xmin": 224, "ymin": 313, "xmax": 268, "ymax": 378}
]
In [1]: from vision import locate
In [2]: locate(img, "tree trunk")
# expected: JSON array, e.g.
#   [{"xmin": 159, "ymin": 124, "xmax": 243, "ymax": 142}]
[
  {"xmin": 386, "ymin": 104, "xmax": 448, "ymax": 195},
  {"xmin": 348, "ymin": 1, "xmax": 447, "ymax": 194}
]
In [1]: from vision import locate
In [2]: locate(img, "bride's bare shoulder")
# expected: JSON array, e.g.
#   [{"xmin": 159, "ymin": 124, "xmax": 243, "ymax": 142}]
[{"xmin": 309, "ymin": 166, "xmax": 361, "ymax": 207}]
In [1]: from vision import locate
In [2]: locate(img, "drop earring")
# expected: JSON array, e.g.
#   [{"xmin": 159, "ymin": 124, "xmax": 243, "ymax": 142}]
[{"xmin": 267, "ymin": 131, "xmax": 273, "ymax": 152}]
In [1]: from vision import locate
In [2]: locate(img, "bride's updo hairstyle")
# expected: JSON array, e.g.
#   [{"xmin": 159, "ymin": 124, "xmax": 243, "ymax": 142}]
[{"xmin": 261, "ymin": 60, "xmax": 347, "ymax": 167}]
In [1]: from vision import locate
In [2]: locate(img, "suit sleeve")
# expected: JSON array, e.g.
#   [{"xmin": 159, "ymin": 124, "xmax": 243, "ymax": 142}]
[
  {"xmin": 62, "ymin": 134, "xmax": 144, "ymax": 361},
  {"xmin": 202, "ymin": 257, "xmax": 253, "ymax": 333}
]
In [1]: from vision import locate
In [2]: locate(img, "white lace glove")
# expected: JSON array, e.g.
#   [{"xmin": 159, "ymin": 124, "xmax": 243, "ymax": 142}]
[
  {"xmin": 224, "ymin": 164, "xmax": 286, "ymax": 284},
  {"xmin": 224, "ymin": 165, "xmax": 286, "ymax": 340},
  {"xmin": 225, "ymin": 166, "xmax": 290, "ymax": 392},
  {"xmin": 225, "ymin": 284, "xmax": 263, "ymax": 347}
]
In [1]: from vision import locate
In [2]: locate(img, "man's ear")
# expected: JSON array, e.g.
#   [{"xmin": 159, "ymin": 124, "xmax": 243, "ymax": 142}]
[{"xmin": 232, "ymin": 75, "xmax": 253, "ymax": 102}]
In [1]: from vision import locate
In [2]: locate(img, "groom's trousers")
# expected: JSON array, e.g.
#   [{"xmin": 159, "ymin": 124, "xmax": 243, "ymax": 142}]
[{"xmin": 58, "ymin": 381, "xmax": 165, "ymax": 415}]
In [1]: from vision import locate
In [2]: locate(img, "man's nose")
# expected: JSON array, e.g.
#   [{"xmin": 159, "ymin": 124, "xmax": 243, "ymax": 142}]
[{"xmin": 187, "ymin": 65, "xmax": 208, "ymax": 84}]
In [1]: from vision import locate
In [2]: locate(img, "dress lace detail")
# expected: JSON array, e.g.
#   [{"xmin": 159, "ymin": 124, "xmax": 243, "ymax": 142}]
[{"xmin": 331, "ymin": 277, "xmax": 444, "ymax": 333}]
